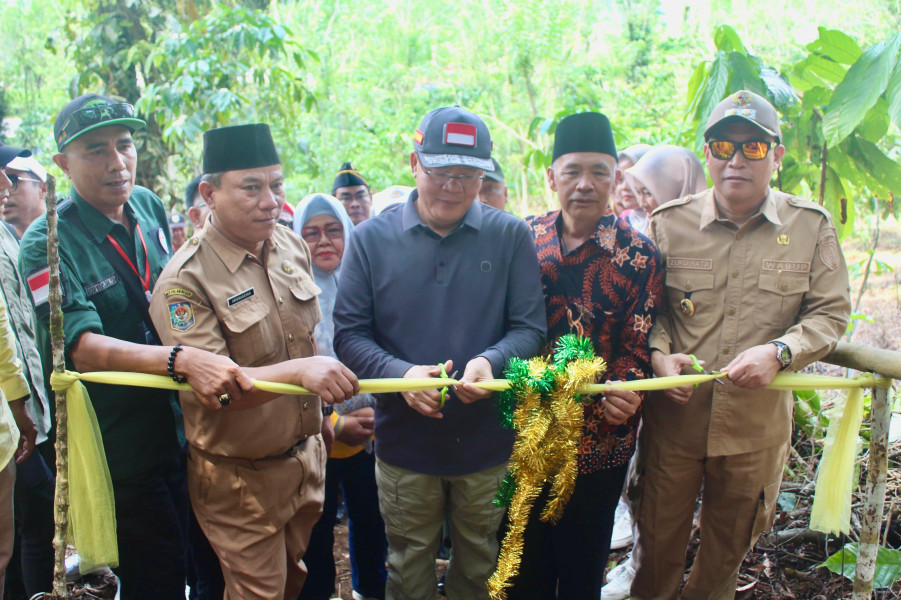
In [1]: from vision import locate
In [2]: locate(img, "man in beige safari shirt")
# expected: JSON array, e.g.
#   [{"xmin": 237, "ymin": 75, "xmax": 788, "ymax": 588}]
[
  {"xmin": 631, "ymin": 91, "xmax": 851, "ymax": 600},
  {"xmin": 149, "ymin": 123, "xmax": 358, "ymax": 600}
]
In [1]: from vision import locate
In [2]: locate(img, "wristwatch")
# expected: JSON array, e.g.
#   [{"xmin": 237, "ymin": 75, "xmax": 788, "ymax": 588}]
[{"xmin": 770, "ymin": 341, "xmax": 792, "ymax": 370}]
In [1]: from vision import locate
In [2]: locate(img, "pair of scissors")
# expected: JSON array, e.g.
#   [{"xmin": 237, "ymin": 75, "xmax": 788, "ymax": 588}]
[
  {"xmin": 438, "ymin": 363, "xmax": 459, "ymax": 407},
  {"xmin": 689, "ymin": 354, "xmax": 726, "ymax": 387}
]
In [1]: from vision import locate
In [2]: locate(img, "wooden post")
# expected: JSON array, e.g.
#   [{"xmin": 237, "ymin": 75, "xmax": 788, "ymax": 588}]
[
  {"xmin": 46, "ymin": 190, "xmax": 70, "ymax": 600},
  {"xmin": 852, "ymin": 377, "xmax": 890, "ymax": 600}
]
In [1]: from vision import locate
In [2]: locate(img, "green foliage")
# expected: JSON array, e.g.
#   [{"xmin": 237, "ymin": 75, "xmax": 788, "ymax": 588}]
[{"xmin": 821, "ymin": 542, "xmax": 901, "ymax": 588}]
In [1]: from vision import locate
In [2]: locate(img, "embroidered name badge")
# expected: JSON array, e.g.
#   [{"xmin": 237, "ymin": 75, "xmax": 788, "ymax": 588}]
[
  {"xmin": 761, "ymin": 260, "xmax": 810, "ymax": 273},
  {"xmin": 164, "ymin": 288, "xmax": 194, "ymax": 298},
  {"xmin": 168, "ymin": 301, "xmax": 195, "ymax": 331},
  {"xmin": 84, "ymin": 274, "xmax": 121, "ymax": 298},
  {"xmin": 666, "ymin": 257, "xmax": 713, "ymax": 271},
  {"xmin": 227, "ymin": 287, "xmax": 255, "ymax": 307}
]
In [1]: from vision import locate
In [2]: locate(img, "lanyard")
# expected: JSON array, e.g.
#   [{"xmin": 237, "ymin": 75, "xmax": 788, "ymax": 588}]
[{"xmin": 106, "ymin": 223, "xmax": 151, "ymax": 301}]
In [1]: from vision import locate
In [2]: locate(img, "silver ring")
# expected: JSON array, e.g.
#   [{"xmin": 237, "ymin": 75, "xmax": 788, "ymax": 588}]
[{"xmin": 218, "ymin": 393, "xmax": 231, "ymax": 406}]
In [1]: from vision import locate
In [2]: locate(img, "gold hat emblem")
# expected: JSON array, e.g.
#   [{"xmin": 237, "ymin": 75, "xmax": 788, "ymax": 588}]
[
  {"xmin": 777, "ymin": 234, "xmax": 790, "ymax": 245},
  {"xmin": 679, "ymin": 298, "xmax": 696, "ymax": 317},
  {"xmin": 731, "ymin": 91, "xmax": 752, "ymax": 107},
  {"xmin": 282, "ymin": 261, "xmax": 294, "ymax": 274}
]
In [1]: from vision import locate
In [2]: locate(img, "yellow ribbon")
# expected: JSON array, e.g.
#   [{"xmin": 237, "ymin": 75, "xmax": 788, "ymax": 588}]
[
  {"xmin": 48, "ymin": 368, "xmax": 891, "ymax": 570},
  {"xmin": 49, "ymin": 372, "xmax": 118, "ymax": 572}
]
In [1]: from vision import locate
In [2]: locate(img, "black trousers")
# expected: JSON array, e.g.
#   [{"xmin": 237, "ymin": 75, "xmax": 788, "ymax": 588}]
[
  {"xmin": 503, "ymin": 465, "xmax": 628, "ymax": 600},
  {"xmin": 112, "ymin": 459, "xmax": 187, "ymax": 600}
]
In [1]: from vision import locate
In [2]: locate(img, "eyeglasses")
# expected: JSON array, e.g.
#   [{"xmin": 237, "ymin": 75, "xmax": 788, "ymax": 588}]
[
  {"xmin": 5, "ymin": 173, "xmax": 42, "ymax": 192},
  {"xmin": 338, "ymin": 191, "xmax": 371, "ymax": 204},
  {"xmin": 300, "ymin": 223, "xmax": 344, "ymax": 243},
  {"xmin": 424, "ymin": 169, "xmax": 484, "ymax": 188},
  {"xmin": 57, "ymin": 102, "xmax": 136, "ymax": 146},
  {"xmin": 708, "ymin": 139, "xmax": 774, "ymax": 161}
]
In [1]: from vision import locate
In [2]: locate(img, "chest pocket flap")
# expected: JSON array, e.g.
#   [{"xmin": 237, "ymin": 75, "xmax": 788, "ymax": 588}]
[
  {"xmin": 665, "ymin": 271, "xmax": 714, "ymax": 294},
  {"xmin": 220, "ymin": 296, "xmax": 270, "ymax": 333},
  {"xmin": 758, "ymin": 271, "xmax": 810, "ymax": 296},
  {"xmin": 290, "ymin": 278, "xmax": 322, "ymax": 301}
]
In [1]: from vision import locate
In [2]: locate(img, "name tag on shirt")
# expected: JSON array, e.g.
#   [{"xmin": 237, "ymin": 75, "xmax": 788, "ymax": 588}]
[{"xmin": 227, "ymin": 287, "xmax": 255, "ymax": 307}]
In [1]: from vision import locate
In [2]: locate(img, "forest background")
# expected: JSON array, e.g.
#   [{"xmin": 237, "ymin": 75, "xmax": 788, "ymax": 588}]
[{"xmin": 1, "ymin": 0, "xmax": 899, "ymax": 221}]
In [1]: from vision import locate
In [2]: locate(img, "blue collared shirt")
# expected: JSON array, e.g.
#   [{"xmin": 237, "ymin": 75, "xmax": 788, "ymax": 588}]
[{"xmin": 334, "ymin": 191, "xmax": 547, "ymax": 475}]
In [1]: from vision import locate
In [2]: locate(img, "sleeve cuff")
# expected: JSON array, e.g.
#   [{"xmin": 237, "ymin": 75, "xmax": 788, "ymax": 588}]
[{"xmin": 1, "ymin": 371, "xmax": 30, "ymax": 403}]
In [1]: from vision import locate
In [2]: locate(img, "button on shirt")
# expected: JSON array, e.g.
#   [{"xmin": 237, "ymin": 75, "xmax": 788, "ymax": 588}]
[
  {"xmin": 149, "ymin": 223, "xmax": 323, "ymax": 460},
  {"xmin": 334, "ymin": 193, "xmax": 547, "ymax": 476},
  {"xmin": 18, "ymin": 186, "xmax": 178, "ymax": 481},
  {"xmin": 647, "ymin": 188, "xmax": 851, "ymax": 456},
  {"xmin": 0, "ymin": 225, "xmax": 50, "ymax": 444}
]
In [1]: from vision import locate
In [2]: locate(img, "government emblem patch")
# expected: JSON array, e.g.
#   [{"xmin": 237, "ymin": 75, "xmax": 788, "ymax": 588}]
[{"xmin": 168, "ymin": 301, "xmax": 195, "ymax": 331}]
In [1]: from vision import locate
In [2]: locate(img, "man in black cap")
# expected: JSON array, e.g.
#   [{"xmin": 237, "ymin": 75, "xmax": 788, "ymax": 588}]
[
  {"xmin": 477, "ymin": 158, "xmax": 509, "ymax": 210},
  {"xmin": 149, "ymin": 123, "xmax": 359, "ymax": 599},
  {"xmin": 18, "ymin": 94, "xmax": 254, "ymax": 600},
  {"xmin": 505, "ymin": 112, "xmax": 662, "ymax": 598},
  {"xmin": 332, "ymin": 161, "xmax": 372, "ymax": 225},
  {"xmin": 334, "ymin": 107, "xmax": 546, "ymax": 599}
]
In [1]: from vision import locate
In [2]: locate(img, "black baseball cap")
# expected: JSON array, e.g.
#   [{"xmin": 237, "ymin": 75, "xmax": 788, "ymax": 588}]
[
  {"xmin": 0, "ymin": 143, "xmax": 31, "ymax": 167},
  {"xmin": 413, "ymin": 106, "xmax": 493, "ymax": 171},
  {"xmin": 483, "ymin": 158, "xmax": 504, "ymax": 183},
  {"xmin": 54, "ymin": 94, "xmax": 146, "ymax": 152}
]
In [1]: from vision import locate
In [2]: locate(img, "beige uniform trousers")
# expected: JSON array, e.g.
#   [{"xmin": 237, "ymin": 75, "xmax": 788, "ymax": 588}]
[
  {"xmin": 630, "ymin": 432, "xmax": 788, "ymax": 600},
  {"xmin": 188, "ymin": 437, "xmax": 325, "ymax": 600}
]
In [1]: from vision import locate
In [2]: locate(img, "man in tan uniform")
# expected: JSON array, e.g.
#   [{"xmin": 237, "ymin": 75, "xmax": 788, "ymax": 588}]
[
  {"xmin": 149, "ymin": 123, "xmax": 358, "ymax": 600},
  {"xmin": 631, "ymin": 90, "xmax": 850, "ymax": 600}
]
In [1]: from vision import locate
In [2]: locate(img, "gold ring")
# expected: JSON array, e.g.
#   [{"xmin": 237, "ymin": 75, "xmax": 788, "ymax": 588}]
[{"xmin": 218, "ymin": 393, "xmax": 231, "ymax": 406}]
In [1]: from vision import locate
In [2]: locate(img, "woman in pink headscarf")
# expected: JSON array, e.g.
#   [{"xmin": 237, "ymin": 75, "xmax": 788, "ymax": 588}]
[
  {"xmin": 602, "ymin": 144, "xmax": 708, "ymax": 600},
  {"xmin": 622, "ymin": 145, "xmax": 708, "ymax": 234}
]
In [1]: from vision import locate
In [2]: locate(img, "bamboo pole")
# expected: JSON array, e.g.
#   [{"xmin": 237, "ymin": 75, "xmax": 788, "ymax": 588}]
[
  {"xmin": 826, "ymin": 343, "xmax": 901, "ymax": 380},
  {"xmin": 852, "ymin": 377, "xmax": 890, "ymax": 600},
  {"xmin": 46, "ymin": 190, "xmax": 70, "ymax": 600}
]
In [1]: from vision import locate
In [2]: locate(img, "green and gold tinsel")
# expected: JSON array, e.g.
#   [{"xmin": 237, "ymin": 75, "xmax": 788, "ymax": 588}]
[{"xmin": 488, "ymin": 335, "xmax": 606, "ymax": 600}]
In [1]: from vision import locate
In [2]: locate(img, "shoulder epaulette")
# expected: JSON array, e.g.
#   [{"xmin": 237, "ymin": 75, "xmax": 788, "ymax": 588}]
[
  {"xmin": 651, "ymin": 194, "xmax": 693, "ymax": 216},
  {"xmin": 786, "ymin": 196, "xmax": 832, "ymax": 219}
]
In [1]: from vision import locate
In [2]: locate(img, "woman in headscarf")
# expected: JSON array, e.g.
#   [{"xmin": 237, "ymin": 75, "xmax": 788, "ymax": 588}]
[
  {"xmin": 612, "ymin": 144, "xmax": 652, "ymax": 217},
  {"xmin": 602, "ymin": 145, "xmax": 708, "ymax": 600},
  {"xmin": 623, "ymin": 146, "xmax": 707, "ymax": 234},
  {"xmin": 294, "ymin": 193, "xmax": 387, "ymax": 600}
]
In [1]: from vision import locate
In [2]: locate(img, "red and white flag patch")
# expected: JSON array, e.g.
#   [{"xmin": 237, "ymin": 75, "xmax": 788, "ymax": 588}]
[
  {"xmin": 27, "ymin": 267, "xmax": 50, "ymax": 307},
  {"xmin": 444, "ymin": 122, "xmax": 477, "ymax": 147}
]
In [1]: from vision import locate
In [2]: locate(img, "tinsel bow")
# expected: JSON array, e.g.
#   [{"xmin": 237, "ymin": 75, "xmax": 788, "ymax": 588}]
[{"xmin": 488, "ymin": 335, "xmax": 606, "ymax": 600}]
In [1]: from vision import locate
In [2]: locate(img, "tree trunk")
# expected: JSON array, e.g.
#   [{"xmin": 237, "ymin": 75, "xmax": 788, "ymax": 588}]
[
  {"xmin": 852, "ymin": 379, "xmax": 890, "ymax": 599},
  {"xmin": 46, "ymin": 190, "xmax": 70, "ymax": 600}
]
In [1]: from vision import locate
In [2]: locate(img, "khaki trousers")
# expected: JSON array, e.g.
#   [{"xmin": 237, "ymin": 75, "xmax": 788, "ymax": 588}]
[
  {"xmin": 0, "ymin": 458, "xmax": 14, "ymax": 592},
  {"xmin": 630, "ymin": 434, "xmax": 788, "ymax": 600},
  {"xmin": 188, "ymin": 438, "xmax": 326, "ymax": 600},
  {"xmin": 376, "ymin": 459, "xmax": 507, "ymax": 600}
]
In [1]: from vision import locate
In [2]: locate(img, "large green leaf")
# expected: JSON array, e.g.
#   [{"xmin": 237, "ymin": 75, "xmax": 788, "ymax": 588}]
[
  {"xmin": 849, "ymin": 136, "xmax": 901, "ymax": 197},
  {"xmin": 759, "ymin": 68, "xmax": 797, "ymax": 111},
  {"xmin": 693, "ymin": 52, "xmax": 729, "ymax": 145},
  {"xmin": 727, "ymin": 53, "xmax": 766, "ymax": 95},
  {"xmin": 887, "ymin": 60, "xmax": 901, "ymax": 132},
  {"xmin": 823, "ymin": 166, "xmax": 849, "ymax": 237},
  {"xmin": 823, "ymin": 34, "xmax": 901, "ymax": 147},
  {"xmin": 806, "ymin": 27, "xmax": 863, "ymax": 65},
  {"xmin": 821, "ymin": 542, "xmax": 901, "ymax": 589},
  {"xmin": 857, "ymin": 97, "xmax": 891, "ymax": 143},
  {"xmin": 714, "ymin": 25, "xmax": 746, "ymax": 53}
]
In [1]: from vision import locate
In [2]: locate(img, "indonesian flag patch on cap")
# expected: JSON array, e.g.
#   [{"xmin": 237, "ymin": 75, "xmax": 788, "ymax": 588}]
[
  {"xmin": 413, "ymin": 129, "xmax": 424, "ymax": 145},
  {"xmin": 444, "ymin": 122, "xmax": 477, "ymax": 147},
  {"xmin": 27, "ymin": 267, "xmax": 50, "ymax": 307}
]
